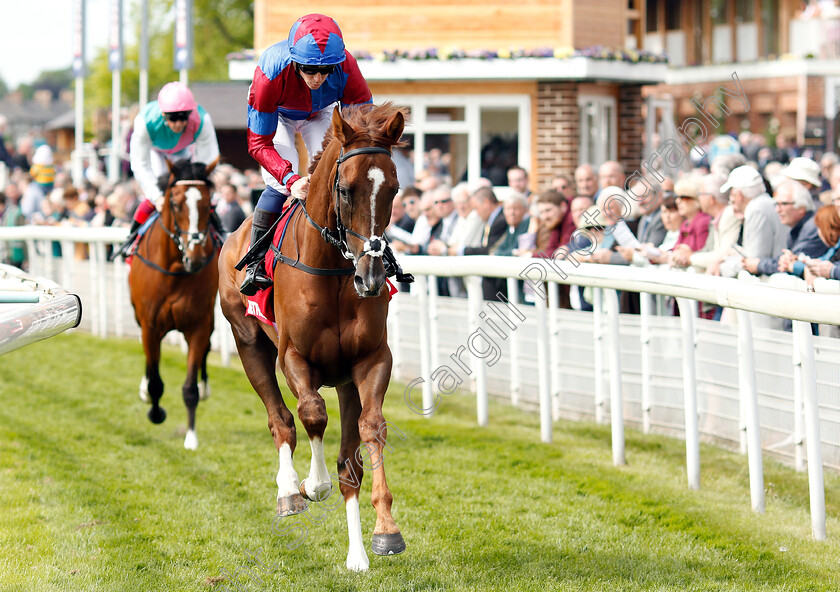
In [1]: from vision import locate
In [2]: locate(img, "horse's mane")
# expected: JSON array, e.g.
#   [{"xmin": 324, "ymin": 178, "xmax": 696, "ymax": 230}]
[
  {"xmin": 308, "ymin": 102, "xmax": 408, "ymax": 175},
  {"xmin": 157, "ymin": 159, "xmax": 215, "ymax": 192}
]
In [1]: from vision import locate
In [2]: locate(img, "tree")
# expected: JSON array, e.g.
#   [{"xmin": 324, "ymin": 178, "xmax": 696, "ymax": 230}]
[{"xmin": 85, "ymin": 0, "xmax": 253, "ymax": 112}]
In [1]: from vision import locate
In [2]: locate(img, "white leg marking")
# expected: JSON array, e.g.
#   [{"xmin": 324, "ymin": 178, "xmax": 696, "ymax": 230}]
[
  {"xmin": 304, "ymin": 436, "xmax": 333, "ymax": 501},
  {"xmin": 367, "ymin": 167, "xmax": 385, "ymax": 236},
  {"xmin": 198, "ymin": 379, "xmax": 210, "ymax": 401},
  {"xmin": 184, "ymin": 429, "xmax": 198, "ymax": 450},
  {"xmin": 345, "ymin": 496, "xmax": 370, "ymax": 572},
  {"xmin": 276, "ymin": 442, "xmax": 301, "ymax": 499},
  {"xmin": 139, "ymin": 376, "xmax": 149, "ymax": 403}
]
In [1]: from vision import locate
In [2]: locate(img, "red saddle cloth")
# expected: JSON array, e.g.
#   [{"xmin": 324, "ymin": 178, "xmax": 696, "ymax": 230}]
[{"xmin": 245, "ymin": 206, "xmax": 396, "ymax": 327}]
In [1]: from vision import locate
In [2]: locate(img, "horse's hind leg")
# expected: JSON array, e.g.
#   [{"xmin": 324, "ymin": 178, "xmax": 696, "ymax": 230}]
[
  {"xmin": 335, "ymin": 382, "xmax": 369, "ymax": 572},
  {"xmin": 226, "ymin": 313, "xmax": 306, "ymax": 515},
  {"xmin": 140, "ymin": 326, "xmax": 166, "ymax": 424},
  {"xmin": 282, "ymin": 350, "xmax": 332, "ymax": 504}
]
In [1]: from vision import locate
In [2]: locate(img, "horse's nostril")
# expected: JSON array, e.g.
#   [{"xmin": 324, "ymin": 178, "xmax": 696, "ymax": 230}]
[{"xmin": 354, "ymin": 275, "xmax": 365, "ymax": 291}]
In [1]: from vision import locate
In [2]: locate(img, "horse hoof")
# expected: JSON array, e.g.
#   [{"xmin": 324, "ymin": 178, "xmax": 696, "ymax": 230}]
[
  {"xmin": 148, "ymin": 406, "xmax": 167, "ymax": 424},
  {"xmin": 276, "ymin": 493, "xmax": 308, "ymax": 517},
  {"xmin": 371, "ymin": 532, "xmax": 406, "ymax": 556},
  {"xmin": 300, "ymin": 479, "xmax": 333, "ymax": 502},
  {"xmin": 198, "ymin": 381, "xmax": 210, "ymax": 401}
]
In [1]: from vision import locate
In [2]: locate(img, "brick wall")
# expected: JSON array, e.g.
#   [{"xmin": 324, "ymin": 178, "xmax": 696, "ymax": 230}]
[
  {"xmin": 618, "ymin": 85, "xmax": 644, "ymax": 174},
  {"xmin": 535, "ymin": 81, "xmax": 579, "ymax": 191}
]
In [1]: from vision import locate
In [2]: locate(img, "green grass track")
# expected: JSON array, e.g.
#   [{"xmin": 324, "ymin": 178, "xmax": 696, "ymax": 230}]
[{"xmin": 1, "ymin": 332, "xmax": 839, "ymax": 591}]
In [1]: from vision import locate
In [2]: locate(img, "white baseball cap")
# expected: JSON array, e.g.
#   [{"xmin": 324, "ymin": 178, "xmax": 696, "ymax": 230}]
[
  {"xmin": 720, "ymin": 165, "xmax": 764, "ymax": 193},
  {"xmin": 781, "ymin": 157, "xmax": 821, "ymax": 187}
]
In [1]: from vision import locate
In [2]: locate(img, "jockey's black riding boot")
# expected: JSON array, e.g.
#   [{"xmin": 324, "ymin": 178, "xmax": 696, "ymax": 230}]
[
  {"xmin": 112, "ymin": 218, "xmax": 142, "ymax": 260},
  {"xmin": 239, "ymin": 208, "xmax": 279, "ymax": 296}
]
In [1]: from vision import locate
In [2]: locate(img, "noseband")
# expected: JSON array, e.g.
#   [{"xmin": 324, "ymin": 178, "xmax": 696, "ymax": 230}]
[{"xmin": 298, "ymin": 146, "xmax": 392, "ymax": 266}]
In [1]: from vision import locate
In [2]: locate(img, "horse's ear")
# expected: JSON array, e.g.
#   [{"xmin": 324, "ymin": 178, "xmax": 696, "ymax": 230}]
[
  {"xmin": 205, "ymin": 156, "xmax": 220, "ymax": 177},
  {"xmin": 331, "ymin": 106, "xmax": 354, "ymax": 145},
  {"xmin": 384, "ymin": 110, "xmax": 405, "ymax": 144}
]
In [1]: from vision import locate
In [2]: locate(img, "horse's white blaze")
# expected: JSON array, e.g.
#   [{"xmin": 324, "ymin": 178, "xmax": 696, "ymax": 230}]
[
  {"xmin": 367, "ymin": 167, "xmax": 385, "ymax": 236},
  {"xmin": 276, "ymin": 442, "xmax": 301, "ymax": 499},
  {"xmin": 345, "ymin": 496, "xmax": 370, "ymax": 572},
  {"xmin": 185, "ymin": 186, "xmax": 202, "ymax": 244},
  {"xmin": 139, "ymin": 376, "xmax": 149, "ymax": 403},
  {"xmin": 184, "ymin": 429, "xmax": 198, "ymax": 450},
  {"xmin": 305, "ymin": 436, "xmax": 332, "ymax": 501}
]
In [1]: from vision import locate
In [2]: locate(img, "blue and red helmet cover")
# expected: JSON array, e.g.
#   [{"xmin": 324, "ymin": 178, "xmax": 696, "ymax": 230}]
[{"xmin": 287, "ymin": 13, "xmax": 347, "ymax": 66}]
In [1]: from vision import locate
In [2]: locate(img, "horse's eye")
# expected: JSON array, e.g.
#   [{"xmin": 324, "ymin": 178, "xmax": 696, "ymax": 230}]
[{"xmin": 339, "ymin": 186, "xmax": 350, "ymax": 202}]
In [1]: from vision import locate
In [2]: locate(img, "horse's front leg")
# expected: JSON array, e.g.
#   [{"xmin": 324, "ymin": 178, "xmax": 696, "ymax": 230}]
[
  {"xmin": 140, "ymin": 324, "xmax": 166, "ymax": 424},
  {"xmin": 335, "ymin": 382, "xmax": 368, "ymax": 571},
  {"xmin": 181, "ymin": 326, "xmax": 212, "ymax": 450},
  {"xmin": 352, "ymin": 352, "xmax": 405, "ymax": 558},
  {"xmin": 283, "ymin": 349, "xmax": 333, "ymax": 504}
]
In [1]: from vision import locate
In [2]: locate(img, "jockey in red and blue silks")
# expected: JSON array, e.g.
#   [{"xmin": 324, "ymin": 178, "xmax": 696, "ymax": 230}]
[
  {"xmin": 239, "ymin": 13, "xmax": 374, "ymax": 295},
  {"xmin": 114, "ymin": 82, "xmax": 221, "ymax": 258}
]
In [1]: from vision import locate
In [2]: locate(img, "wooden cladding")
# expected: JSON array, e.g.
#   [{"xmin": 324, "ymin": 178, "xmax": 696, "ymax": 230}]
[{"xmin": 254, "ymin": 0, "xmax": 630, "ymax": 54}]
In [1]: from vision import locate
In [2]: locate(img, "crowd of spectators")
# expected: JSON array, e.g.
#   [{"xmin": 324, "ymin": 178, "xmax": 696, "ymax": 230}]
[
  {"xmin": 3, "ymin": 129, "xmax": 840, "ymax": 334},
  {"xmin": 384, "ymin": 138, "xmax": 840, "ymax": 333},
  {"xmin": 0, "ymin": 138, "xmax": 261, "ymax": 269}
]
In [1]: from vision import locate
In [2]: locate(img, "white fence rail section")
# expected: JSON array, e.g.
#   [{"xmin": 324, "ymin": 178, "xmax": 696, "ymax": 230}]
[
  {"xmin": 1, "ymin": 226, "xmax": 839, "ymax": 540},
  {"xmin": 0, "ymin": 263, "xmax": 82, "ymax": 355}
]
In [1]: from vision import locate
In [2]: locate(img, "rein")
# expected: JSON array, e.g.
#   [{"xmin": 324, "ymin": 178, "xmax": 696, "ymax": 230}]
[{"xmin": 289, "ymin": 146, "xmax": 392, "ymax": 275}]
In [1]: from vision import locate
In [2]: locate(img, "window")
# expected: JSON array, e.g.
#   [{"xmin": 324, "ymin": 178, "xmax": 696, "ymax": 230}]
[
  {"xmin": 376, "ymin": 95, "xmax": 531, "ymax": 190},
  {"xmin": 578, "ymin": 95, "xmax": 617, "ymax": 166},
  {"xmin": 735, "ymin": 0, "xmax": 754, "ymax": 23},
  {"xmin": 711, "ymin": 0, "xmax": 730, "ymax": 25},
  {"xmin": 664, "ymin": 0, "xmax": 681, "ymax": 30},
  {"xmin": 761, "ymin": 0, "xmax": 779, "ymax": 56},
  {"xmin": 646, "ymin": 0, "xmax": 658, "ymax": 32}
]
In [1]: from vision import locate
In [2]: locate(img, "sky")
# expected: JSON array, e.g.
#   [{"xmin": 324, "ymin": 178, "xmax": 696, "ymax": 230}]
[{"xmin": 0, "ymin": 0, "xmax": 113, "ymax": 88}]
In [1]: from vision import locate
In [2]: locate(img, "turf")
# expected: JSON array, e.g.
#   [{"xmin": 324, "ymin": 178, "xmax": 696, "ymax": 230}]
[{"xmin": 0, "ymin": 332, "xmax": 839, "ymax": 591}]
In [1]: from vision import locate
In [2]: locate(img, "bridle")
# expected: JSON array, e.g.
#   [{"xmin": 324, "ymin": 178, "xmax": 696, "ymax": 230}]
[
  {"xmin": 134, "ymin": 179, "xmax": 214, "ymax": 276},
  {"xmin": 297, "ymin": 146, "xmax": 391, "ymax": 268}
]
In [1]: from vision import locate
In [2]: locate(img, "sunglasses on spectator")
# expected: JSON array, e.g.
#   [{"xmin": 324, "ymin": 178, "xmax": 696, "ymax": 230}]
[
  {"xmin": 298, "ymin": 64, "xmax": 335, "ymax": 76},
  {"xmin": 163, "ymin": 111, "xmax": 191, "ymax": 122},
  {"xmin": 434, "ymin": 198, "xmax": 452, "ymax": 205}
]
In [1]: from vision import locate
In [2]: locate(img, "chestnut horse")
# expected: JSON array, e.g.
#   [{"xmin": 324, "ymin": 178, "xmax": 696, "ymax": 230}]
[
  {"xmin": 129, "ymin": 159, "xmax": 219, "ymax": 450},
  {"xmin": 219, "ymin": 104, "xmax": 406, "ymax": 571}
]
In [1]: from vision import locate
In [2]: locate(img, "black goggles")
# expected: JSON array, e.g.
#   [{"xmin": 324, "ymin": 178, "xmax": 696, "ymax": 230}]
[
  {"xmin": 297, "ymin": 63, "xmax": 335, "ymax": 76},
  {"xmin": 163, "ymin": 111, "xmax": 191, "ymax": 122}
]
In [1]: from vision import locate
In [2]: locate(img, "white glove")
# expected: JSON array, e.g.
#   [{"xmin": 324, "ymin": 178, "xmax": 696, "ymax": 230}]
[
  {"xmin": 290, "ymin": 176, "xmax": 310, "ymax": 201},
  {"xmin": 154, "ymin": 194, "xmax": 166, "ymax": 211}
]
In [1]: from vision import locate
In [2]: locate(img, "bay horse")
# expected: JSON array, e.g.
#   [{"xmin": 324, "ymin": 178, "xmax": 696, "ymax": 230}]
[
  {"xmin": 218, "ymin": 104, "xmax": 406, "ymax": 571},
  {"xmin": 129, "ymin": 159, "xmax": 219, "ymax": 450}
]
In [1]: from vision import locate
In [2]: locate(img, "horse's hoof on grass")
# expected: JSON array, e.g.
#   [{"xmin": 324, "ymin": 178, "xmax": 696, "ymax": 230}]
[
  {"xmin": 371, "ymin": 532, "xmax": 406, "ymax": 556},
  {"xmin": 300, "ymin": 479, "xmax": 333, "ymax": 502},
  {"xmin": 183, "ymin": 429, "xmax": 198, "ymax": 450},
  {"xmin": 148, "ymin": 406, "xmax": 167, "ymax": 424},
  {"xmin": 276, "ymin": 493, "xmax": 308, "ymax": 517}
]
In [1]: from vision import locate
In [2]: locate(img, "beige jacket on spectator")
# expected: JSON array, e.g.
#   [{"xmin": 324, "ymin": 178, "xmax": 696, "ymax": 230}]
[{"xmin": 689, "ymin": 204, "xmax": 742, "ymax": 272}]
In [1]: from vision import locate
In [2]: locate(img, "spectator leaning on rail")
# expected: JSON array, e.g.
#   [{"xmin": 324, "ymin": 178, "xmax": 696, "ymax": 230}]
[
  {"xmin": 240, "ymin": 13, "xmax": 399, "ymax": 295},
  {"xmin": 683, "ymin": 173, "xmax": 741, "ymax": 275},
  {"xmin": 742, "ymin": 179, "xmax": 826, "ymax": 276},
  {"xmin": 779, "ymin": 205, "xmax": 840, "ymax": 282},
  {"xmin": 114, "ymin": 81, "xmax": 221, "ymax": 258},
  {"xmin": 717, "ymin": 165, "xmax": 788, "ymax": 277}
]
